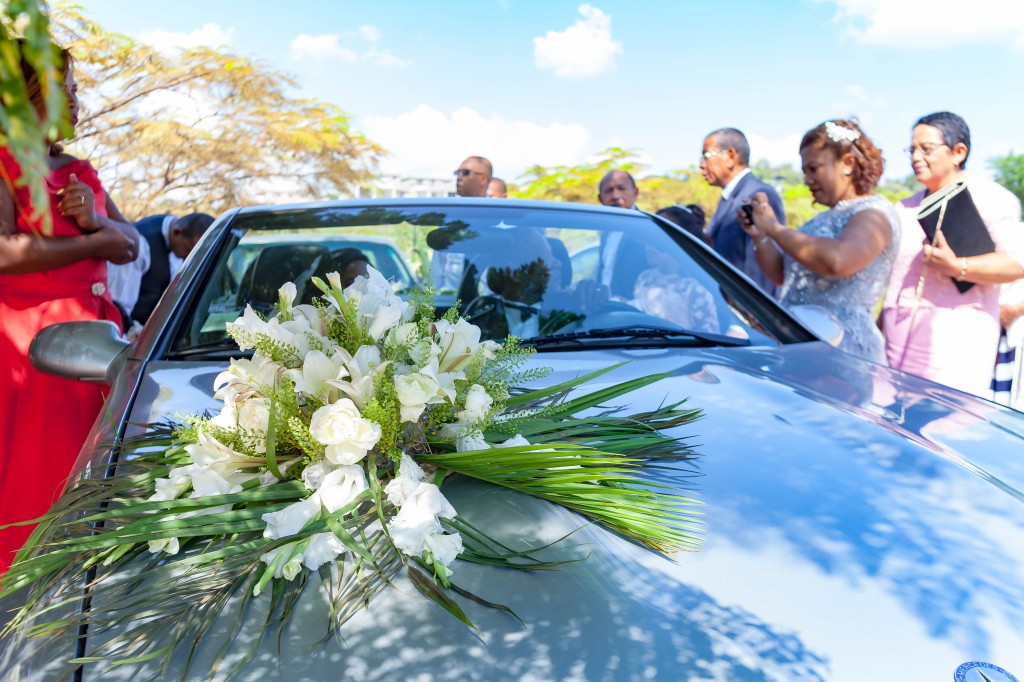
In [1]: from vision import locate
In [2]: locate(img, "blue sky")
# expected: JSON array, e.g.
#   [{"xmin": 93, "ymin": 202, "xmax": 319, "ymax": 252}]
[{"xmin": 75, "ymin": 0, "xmax": 1024, "ymax": 185}]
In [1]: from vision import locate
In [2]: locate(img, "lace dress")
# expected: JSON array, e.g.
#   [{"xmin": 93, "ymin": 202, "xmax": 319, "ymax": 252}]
[{"xmin": 779, "ymin": 195, "xmax": 900, "ymax": 363}]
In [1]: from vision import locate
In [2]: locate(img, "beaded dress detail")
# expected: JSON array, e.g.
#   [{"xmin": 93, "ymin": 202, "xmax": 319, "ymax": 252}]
[{"xmin": 779, "ymin": 195, "xmax": 899, "ymax": 363}]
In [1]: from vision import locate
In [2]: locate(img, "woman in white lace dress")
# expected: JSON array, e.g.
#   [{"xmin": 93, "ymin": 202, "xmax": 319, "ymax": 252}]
[{"xmin": 739, "ymin": 119, "xmax": 899, "ymax": 363}]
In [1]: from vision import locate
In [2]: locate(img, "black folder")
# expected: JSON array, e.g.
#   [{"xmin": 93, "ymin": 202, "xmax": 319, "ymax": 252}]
[{"xmin": 916, "ymin": 179, "xmax": 994, "ymax": 293}]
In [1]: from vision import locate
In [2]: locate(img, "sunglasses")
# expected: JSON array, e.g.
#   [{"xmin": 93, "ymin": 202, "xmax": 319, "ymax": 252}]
[{"xmin": 453, "ymin": 168, "xmax": 487, "ymax": 177}]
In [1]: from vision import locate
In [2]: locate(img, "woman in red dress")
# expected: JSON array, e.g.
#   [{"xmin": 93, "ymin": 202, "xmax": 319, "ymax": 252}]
[{"xmin": 0, "ymin": 45, "xmax": 140, "ymax": 572}]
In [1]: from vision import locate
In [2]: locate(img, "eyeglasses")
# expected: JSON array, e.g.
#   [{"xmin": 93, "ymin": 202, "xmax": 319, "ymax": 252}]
[
  {"xmin": 700, "ymin": 149, "xmax": 728, "ymax": 161},
  {"xmin": 453, "ymin": 168, "xmax": 486, "ymax": 177},
  {"xmin": 904, "ymin": 143, "xmax": 949, "ymax": 158}
]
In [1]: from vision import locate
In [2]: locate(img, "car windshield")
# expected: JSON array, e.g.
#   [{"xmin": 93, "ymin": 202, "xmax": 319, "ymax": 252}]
[{"xmin": 171, "ymin": 202, "xmax": 804, "ymax": 354}]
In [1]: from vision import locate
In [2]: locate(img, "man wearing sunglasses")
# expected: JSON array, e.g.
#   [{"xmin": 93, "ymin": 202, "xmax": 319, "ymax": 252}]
[
  {"xmin": 432, "ymin": 156, "xmax": 495, "ymax": 294},
  {"xmin": 453, "ymin": 156, "xmax": 493, "ymax": 198}
]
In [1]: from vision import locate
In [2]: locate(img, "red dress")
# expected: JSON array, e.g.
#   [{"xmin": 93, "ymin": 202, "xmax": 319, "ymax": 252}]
[{"xmin": 0, "ymin": 149, "xmax": 123, "ymax": 572}]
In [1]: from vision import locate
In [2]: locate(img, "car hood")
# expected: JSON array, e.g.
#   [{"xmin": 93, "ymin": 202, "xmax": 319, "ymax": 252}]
[{"xmin": 6, "ymin": 341, "xmax": 1024, "ymax": 681}]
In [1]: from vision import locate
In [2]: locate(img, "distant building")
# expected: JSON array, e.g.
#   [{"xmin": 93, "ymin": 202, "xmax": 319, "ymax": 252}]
[{"xmin": 359, "ymin": 175, "xmax": 453, "ymax": 199}]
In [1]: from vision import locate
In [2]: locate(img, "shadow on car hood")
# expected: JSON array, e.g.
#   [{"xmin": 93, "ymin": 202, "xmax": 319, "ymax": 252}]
[{"xmin": 6, "ymin": 341, "xmax": 1023, "ymax": 681}]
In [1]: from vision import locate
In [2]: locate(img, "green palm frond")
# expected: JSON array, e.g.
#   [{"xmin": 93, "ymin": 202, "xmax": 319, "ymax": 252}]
[{"xmin": 419, "ymin": 442, "xmax": 702, "ymax": 554}]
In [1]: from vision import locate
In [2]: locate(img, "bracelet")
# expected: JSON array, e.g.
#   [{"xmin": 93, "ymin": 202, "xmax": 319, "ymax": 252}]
[
  {"xmin": 753, "ymin": 235, "xmax": 771, "ymax": 253},
  {"xmin": 958, "ymin": 257, "xmax": 968, "ymax": 281}
]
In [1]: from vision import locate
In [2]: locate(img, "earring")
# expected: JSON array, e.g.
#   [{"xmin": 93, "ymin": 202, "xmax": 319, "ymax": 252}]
[{"xmin": 844, "ymin": 170, "xmax": 851, "ymax": 176}]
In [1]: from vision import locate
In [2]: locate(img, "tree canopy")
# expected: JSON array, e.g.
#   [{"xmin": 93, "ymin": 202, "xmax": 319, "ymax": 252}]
[
  {"xmin": 992, "ymin": 152, "xmax": 1024, "ymax": 216},
  {"xmin": 49, "ymin": 7, "xmax": 382, "ymax": 219}
]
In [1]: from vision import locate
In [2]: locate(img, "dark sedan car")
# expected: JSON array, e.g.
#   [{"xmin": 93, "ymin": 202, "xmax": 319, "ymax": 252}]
[{"xmin": 3, "ymin": 198, "xmax": 1024, "ymax": 681}]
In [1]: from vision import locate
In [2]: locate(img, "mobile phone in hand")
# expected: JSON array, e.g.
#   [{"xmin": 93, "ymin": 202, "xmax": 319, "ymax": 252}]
[{"xmin": 740, "ymin": 202, "xmax": 754, "ymax": 224}]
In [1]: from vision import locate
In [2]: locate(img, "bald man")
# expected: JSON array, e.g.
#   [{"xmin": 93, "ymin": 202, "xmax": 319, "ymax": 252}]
[
  {"xmin": 487, "ymin": 177, "xmax": 508, "ymax": 198},
  {"xmin": 454, "ymin": 156, "xmax": 493, "ymax": 197}
]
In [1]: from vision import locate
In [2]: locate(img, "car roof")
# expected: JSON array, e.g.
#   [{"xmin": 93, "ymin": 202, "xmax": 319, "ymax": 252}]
[{"xmin": 232, "ymin": 196, "xmax": 650, "ymax": 218}]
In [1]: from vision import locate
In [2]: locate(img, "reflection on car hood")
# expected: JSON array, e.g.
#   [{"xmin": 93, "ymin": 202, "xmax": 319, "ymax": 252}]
[{"xmin": 10, "ymin": 341, "xmax": 1024, "ymax": 681}]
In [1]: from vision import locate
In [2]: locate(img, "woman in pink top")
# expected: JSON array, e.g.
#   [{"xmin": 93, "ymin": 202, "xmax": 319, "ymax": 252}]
[{"xmin": 882, "ymin": 112, "xmax": 1024, "ymax": 396}]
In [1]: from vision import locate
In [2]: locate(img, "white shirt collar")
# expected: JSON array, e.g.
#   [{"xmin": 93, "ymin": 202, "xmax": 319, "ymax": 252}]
[{"xmin": 721, "ymin": 168, "xmax": 752, "ymax": 200}]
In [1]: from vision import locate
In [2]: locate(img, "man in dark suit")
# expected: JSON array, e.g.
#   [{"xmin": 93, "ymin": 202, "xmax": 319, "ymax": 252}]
[
  {"xmin": 701, "ymin": 128, "xmax": 785, "ymax": 297},
  {"xmin": 130, "ymin": 212, "xmax": 214, "ymax": 325}
]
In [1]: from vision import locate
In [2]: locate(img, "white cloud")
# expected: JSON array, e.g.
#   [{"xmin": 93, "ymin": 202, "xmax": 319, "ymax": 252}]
[
  {"xmin": 137, "ymin": 23, "xmax": 234, "ymax": 51},
  {"xmin": 745, "ymin": 132, "xmax": 804, "ymax": 169},
  {"xmin": 361, "ymin": 105, "xmax": 592, "ymax": 180},
  {"xmin": 819, "ymin": 0, "xmax": 1024, "ymax": 48},
  {"xmin": 831, "ymin": 84, "xmax": 887, "ymax": 126},
  {"xmin": 356, "ymin": 25, "xmax": 381, "ymax": 43},
  {"xmin": 289, "ymin": 33, "xmax": 412, "ymax": 68},
  {"xmin": 533, "ymin": 4, "xmax": 623, "ymax": 78}
]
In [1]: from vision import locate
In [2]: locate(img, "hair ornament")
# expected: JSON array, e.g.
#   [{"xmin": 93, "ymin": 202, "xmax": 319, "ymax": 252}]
[{"xmin": 824, "ymin": 121, "xmax": 861, "ymax": 144}]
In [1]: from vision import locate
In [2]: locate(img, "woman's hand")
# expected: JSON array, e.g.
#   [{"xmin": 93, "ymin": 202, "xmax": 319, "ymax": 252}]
[
  {"xmin": 90, "ymin": 226, "xmax": 138, "ymax": 265},
  {"xmin": 58, "ymin": 173, "xmax": 103, "ymax": 233},
  {"xmin": 921, "ymin": 231, "xmax": 960, "ymax": 278},
  {"xmin": 738, "ymin": 192, "xmax": 780, "ymax": 237}
]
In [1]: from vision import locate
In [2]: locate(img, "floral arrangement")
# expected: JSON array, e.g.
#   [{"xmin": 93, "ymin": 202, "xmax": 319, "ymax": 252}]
[{"xmin": 0, "ymin": 266, "xmax": 702, "ymax": 677}]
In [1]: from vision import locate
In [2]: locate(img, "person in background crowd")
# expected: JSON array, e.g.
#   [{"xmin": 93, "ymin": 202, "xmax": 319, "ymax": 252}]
[
  {"xmin": 741, "ymin": 119, "xmax": 899, "ymax": 363},
  {"xmin": 881, "ymin": 111, "xmax": 1024, "ymax": 397},
  {"xmin": 596, "ymin": 170, "xmax": 645, "ymax": 299},
  {"xmin": 487, "ymin": 177, "xmax": 508, "ymax": 198},
  {"xmin": 657, "ymin": 204, "xmax": 711, "ymax": 245},
  {"xmin": 994, "ymin": 278, "xmax": 1024, "ymax": 409},
  {"xmin": 453, "ymin": 156, "xmax": 491, "ymax": 198},
  {"xmin": 597, "ymin": 169, "xmax": 639, "ymax": 209},
  {"xmin": 432, "ymin": 156, "xmax": 493, "ymax": 294},
  {"xmin": 702, "ymin": 127, "xmax": 786, "ymax": 297},
  {"xmin": 127, "ymin": 212, "xmax": 214, "ymax": 326},
  {"xmin": 0, "ymin": 43, "xmax": 140, "ymax": 572}
]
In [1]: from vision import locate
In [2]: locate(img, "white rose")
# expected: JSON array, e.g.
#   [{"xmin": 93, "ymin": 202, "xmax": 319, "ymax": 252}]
[
  {"xmin": 301, "ymin": 461, "xmax": 337, "ymax": 492},
  {"xmin": 394, "ymin": 373, "xmax": 443, "ymax": 423},
  {"xmin": 402, "ymin": 481, "xmax": 457, "ymax": 520},
  {"xmin": 309, "ymin": 399, "xmax": 381, "ymax": 465},
  {"xmin": 457, "ymin": 384, "xmax": 493, "ymax": 424},
  {"xmin": 238, "ymin": 397, "xmax": 271, "ymax": 435},
  {"xmin": 262, "ymin": 496, "xmax": 320, "ymax": 539},
  {"xmin": 302, "ymin": 532, "xmax": 346, "ymax": 571},
  {"xmin": 388, "ymin": 514, "xmax": 442, "ymax": 559},
  {"xmin": 383, "ymin": 454, "xmax": 426, "ymax": 506},
  {"xmin": 316, "ymin": 465, "xmax": 369, "ymax": 513}
]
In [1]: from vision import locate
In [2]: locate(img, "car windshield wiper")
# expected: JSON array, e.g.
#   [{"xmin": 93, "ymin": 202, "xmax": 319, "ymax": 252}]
[
  {"xmin": 522, "ymin": 325, "xmax": 751, "ymax": 350},
  {"xmin": 165, "ymin": 338, "xmax": 253, "ymax": 359}
]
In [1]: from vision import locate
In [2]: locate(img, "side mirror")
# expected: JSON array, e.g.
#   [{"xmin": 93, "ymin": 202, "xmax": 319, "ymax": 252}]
[
  {"xmin": 789, "ymin": 304, "xmax": 844, "ymax": 347},
  {"xmin": 29, "ymin": 320, "xmax": 129, "ymax": 384}
]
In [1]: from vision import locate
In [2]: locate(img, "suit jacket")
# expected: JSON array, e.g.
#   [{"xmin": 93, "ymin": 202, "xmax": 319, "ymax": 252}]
[
  {"xmin": 707, "ymin": 172, "xmax": 785, "ymax": 298},
  {"xmin": 130, "ymin": 214, "xmax": 172, "ymax": 325}
]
